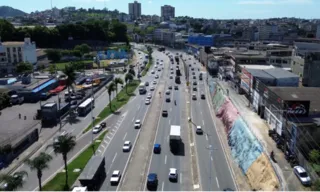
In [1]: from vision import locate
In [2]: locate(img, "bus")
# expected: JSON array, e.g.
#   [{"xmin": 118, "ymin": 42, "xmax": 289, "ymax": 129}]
[
  {"xmin": 139, "ymin": 82, "xmax": 147, "ymax": 94},
  {"xmin": 78, "ymin": 98, "xmax": 95, "ymax": 117}
]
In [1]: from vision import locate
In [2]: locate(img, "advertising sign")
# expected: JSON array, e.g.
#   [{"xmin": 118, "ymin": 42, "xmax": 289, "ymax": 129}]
[
  {"xmin": 283, "ymin": 100, "xmax": 310, "ymax": 117},
  {"xmin": 240, "ymin": 68, "xmax": 253, "ymax": 94}
]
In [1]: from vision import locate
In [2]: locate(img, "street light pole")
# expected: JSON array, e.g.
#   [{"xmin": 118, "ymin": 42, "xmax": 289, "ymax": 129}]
[{"xmin": 90, "ymin": 82, "xmax": 96, "ymax": 155}]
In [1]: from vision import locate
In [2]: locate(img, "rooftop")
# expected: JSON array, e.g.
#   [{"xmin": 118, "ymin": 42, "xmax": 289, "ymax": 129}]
[
  {"xmin": 268, "ymin": 87, "xmax": 320, "ymax": 114},
  {"xmin": 2, "ymin": 42, "xmax": 24, "ymax": 46},
  {"xmin": 240, "ymin": 65, "xmax": 275, "ymax": 70},
  {"xmin": 264, "ymin": 68, "xmax": 299, "ymax": 79}
]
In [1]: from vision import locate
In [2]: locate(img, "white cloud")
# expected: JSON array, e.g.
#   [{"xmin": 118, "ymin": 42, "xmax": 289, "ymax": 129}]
[{"xmin": 237, "ymin": 0, "xmax": 312, "ymax": 5}]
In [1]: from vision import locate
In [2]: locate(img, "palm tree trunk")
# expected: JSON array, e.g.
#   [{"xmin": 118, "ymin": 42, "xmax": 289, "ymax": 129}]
[
  {"xmin": 37, "ymin": 171, "xmax": 42, "ymax": 191},
  {"xmin": 126, "ymin": 83, "xmax": 128, "ymax": 94},
  {"xmin": 63, "ymin": 155, "xmax": 69, "ymax": 189},
  {"xmin": 109, "ymin": 95, "xmax": 112, "ymax": 111}
]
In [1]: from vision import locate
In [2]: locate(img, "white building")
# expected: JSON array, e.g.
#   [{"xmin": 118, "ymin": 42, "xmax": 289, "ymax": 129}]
[
  {"xmin": 128, "ymin": 1, "xmax": 141, "ymax": 21},
  {"xmin": 0, "ymin": 38, "xmax": 37, "ymax": 76},
  {"xmin": 258, "ymin": 24, "xmax": 278, "ymax": 40},
  {"xmin": 316, "ymin": 24, "xmax": 320, "ymax": 39}
]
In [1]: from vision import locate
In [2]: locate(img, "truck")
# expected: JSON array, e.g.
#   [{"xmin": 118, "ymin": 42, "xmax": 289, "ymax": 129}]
[
  {"xmin": 78, "ymin": 156, "xmax": 106, "ymax": 191},
  {"xmin": 175, "ymin": 76, "xmax": 181, "ymax": 84},
  {"xmin": 169, "ymin": 125, "xmax": 181, "ymax": 153},
  {"xmin": 139, "ymin": 82, "xmax": 147, "ymax": 94},
  {"xmin": 41, "ymin": 102, "xmax": 70, "ymax": 127},
  {"xmin": 175, "ymin": 55, "xmax": 179, "ymax": 63},
  {"xmin": 176, "ymin": 69, "xmax": 181, "ymax": 76}
]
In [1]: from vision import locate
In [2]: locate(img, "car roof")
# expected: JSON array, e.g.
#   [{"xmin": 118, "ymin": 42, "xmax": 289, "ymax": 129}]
[
  {"xmin": 112, "ymin": 170, "xmax": 120, "ymax": 175},
  {"xmin": 154, "ymin": 144, "xmax": 161, "ymax": 147},
  {"xmin": 169, "ymin": 168, "xmax": 177, "ymax": 173},
  {"xmin": 135, "ymin": 119, "xmax": 141, "ymax": 122},
  {"xmin": 294, "ymin": 166, "xmax": 306, "ymax": 173},
  {"xmin": 196, "ymin": 126, "xmax": 201, "ymax": 128},
  {"xmin": 148, "ymin": 173, "xmax": 157, "ymax": 180},
  {"xmin": 124, "ymin": 141, "xmax": 130, "ymax": 144}
]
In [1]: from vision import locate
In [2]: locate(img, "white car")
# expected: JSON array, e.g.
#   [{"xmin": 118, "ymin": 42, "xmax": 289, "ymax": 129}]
[
  {"xmin": 134, "ymin": 119, "xmax": 141, "ymax": 128},
  {"xmin": 168, "ymin": 168, "xmax": 178, "ymax": 181},
  {"xmin": 145, "ymin": 99, "xmax": 151, "ymax": 105},
  {"xmin": 151, "ymin": 70, "xmax": 155, "ymax": 74},
  {"xmin": 196, "ymin": 126, "xmax": 203, "ymax": 134},
  {"xmin": 110, "ymin": 170, "xmax": 121, "ymax": 185},
  {"xmin": 294, "ymin": 166, "xmax": 311, "ymax": 185},
  {"xmin": 147, "ymin": 93, "xmax": 152, "ymax": 99},
  {"xmin": 150, "ymin": 86, "xmax": 155, "ymax": 91},
  {"xmin": 122, "ymin": 141, "xmax": 132, "ymax": 152},
  {"xmin": 155, "ymin": 75, "xmax": 159, "ymax": 79},
  {"xmin": 92, "ymin": 125, "xmax": 102, "ymax": 134}
]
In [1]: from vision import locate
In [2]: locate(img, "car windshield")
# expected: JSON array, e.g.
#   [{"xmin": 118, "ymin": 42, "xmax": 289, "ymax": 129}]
[{"xmin": 299, "ymin": 172, "xmax": 308, "ymax": 177}]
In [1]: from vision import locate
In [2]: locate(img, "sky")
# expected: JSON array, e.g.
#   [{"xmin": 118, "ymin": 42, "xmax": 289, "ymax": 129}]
[{"xmin": 2, "ymin": 0, "xmax": 320, "ymax": 19}]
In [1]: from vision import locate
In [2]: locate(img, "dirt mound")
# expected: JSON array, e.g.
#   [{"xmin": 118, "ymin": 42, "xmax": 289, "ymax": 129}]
[{"xmin": 246, "ymin": 153, "xmax": 279, "ymax": 191}]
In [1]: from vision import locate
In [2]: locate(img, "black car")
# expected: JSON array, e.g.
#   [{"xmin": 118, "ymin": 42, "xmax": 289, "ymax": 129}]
[
  {"xmin": 162, "ymin": 110, "xmax": 168, "ymax": 117},
  {"xmin": 193, "ymin": 87, "xmax": 197, "ymax": 91},
  {"xmin": 145, "ymin": 82, "xmax": 149, "ymax": 86},
  {"xmin": 201, "ymin": 93, "xmax": 205, "ymax": 99},
  {"xmin": 147, "ymin": 173, "xmax": 158, "ymax": 190},
  {"xmin": 100, "ymin": 122, "xmax": 106, "ymax": 128},
  {"xmin": 174, "ymin": 86, "xmax": 178, "ymax": 90},
  {"xmin": 166, "ymin": 97, "xmax": 171, "ymax": 102}
]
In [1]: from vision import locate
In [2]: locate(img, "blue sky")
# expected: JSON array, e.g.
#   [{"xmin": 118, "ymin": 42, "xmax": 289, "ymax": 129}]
[{"xmin": 3, "ymin": 0, "xmax": 320, "ymax": 19}]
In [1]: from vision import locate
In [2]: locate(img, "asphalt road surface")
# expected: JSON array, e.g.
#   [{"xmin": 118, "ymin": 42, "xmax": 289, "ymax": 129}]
[
  {"xmin": 142, "ymin": 50, "xmax": 193, "ymax": 191},
  {"xmin": 186, "ymin": 55, "xmax": 236, "ymax": 191}
]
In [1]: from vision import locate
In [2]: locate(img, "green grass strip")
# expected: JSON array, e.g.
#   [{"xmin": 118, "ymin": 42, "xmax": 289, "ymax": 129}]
[
  {"xmin": 141, "ymin": 58, "xmax": 153, "ymax": 76},
  {"xmin": 42, "ymin": 131, "xmax": 108, "ymax": 191},
  {"xmin": 82, "ymin": 80, "xmax": 141, "ymax": 134}
]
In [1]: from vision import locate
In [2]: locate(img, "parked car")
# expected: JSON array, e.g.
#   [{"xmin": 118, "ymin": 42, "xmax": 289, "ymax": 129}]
[{"xmin": 294, "ymin": 166, "xmax": 311, "ymax": 186}]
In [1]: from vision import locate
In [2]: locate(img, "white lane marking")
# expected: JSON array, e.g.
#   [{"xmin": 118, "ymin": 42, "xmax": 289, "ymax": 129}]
[
  {"xmin": 138, "ymin": 105, "xmax": 141, "ymax": 110},
  {"xmin": 107, "ymin": 136, "xmax": 112, "ymax": 140},
  {"xmin": 103, "ymin": 140, "xmax": 108, "ymax": 144},
  {"xmin": 211, "ymin": 156, "xmax": 213, "ymax": 161},
  {"xmin": 216, "ymin": 177, "xmax": 220, "ymax": 188},
  {"xmin": 164, "ymin": 155, "xmax": 167, "ymax": 164},
  {"xmin": 132, "ymin": 117, "xmax": 135, "ymax": 122},
  {"xmin": 123, "ymin": 132, "xmax": 127, "ymax": 140},
  {"xmin": 202, "ymin": 120, "xmax": 205, "ymax": 126},
  {"xmin": 206, "ymin": 134, "xmax": 208, "ymax": 141},
  {"xmin": 112, "ymin": 153, "xmax": 117, "ymax": 163},
  {"xmin": 201, "ymin": 111, "xmax": 202, "ymax": 115},
  {"xmin": 180, "ymin": 172, "xmax": 182, "ymax": 183},
  {"xmin": 169, "ymin": 119, "xmax": 171, "ymax": 125},
  {"xmin": 97, "ymin": 149, "xmax": 101, "ymax": 153},
  {"xmin": 161, "ymin": 182, "xmax": 164, "ymax": 191}
]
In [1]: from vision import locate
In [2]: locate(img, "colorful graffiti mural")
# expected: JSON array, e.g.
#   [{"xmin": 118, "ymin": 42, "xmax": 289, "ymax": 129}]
[{"xmin": 97, "ymin": 49, "xmax": 128, "ymax": 60}]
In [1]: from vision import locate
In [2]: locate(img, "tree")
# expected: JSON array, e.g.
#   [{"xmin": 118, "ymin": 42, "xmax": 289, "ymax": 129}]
[
  {"xmin": 128, "ymin": 68, "xmax": 135, "ymax": 77},
  {"xmin": 124, "ymin": 73, "xmax": 133, "ymax": 94},
  {"xmin": 0, "ymin": 171, "xmax": 28, "ymax": 191},
  {"xmin": 107, "ymin": 82, "xmax": 116, "ymax": 111},
  {"xmin": 48, "ymin": 64, "xmax": 56, "ymax": 75},
  {"xmin": 310, "ymin": 149, "xmax": 320, "ymax": 163},
  {"xmin": 25, "ymin": 153, "xmax": 52, "ymax": 191},
  {"xmin": 16, "ymin": 62, "xmax": 33, "ymax": 74},
  {"xmin": 74, "ymin": 44, "xmax": 91, "ymax": 55},
  {"xmin": 0, "ymin": 93, "xmax": 11, "ymax": 109},
  {"xmin": 47, "ymin": 134, "xmax": 76, "ymax": 190},
  {"xmin": 45, "ymin": 49, "xmax": 61, "ymax": 62},
  {"xmin": 113, "ymin": 77, "xmax": 124, "ymax": 100}
]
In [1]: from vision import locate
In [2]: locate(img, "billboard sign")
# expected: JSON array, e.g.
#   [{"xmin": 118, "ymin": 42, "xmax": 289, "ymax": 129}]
[
  {"xmin": 240, "ymin": 68, "xmax": 253, "ymax": 94},
  {"xmin": 283, "ymin": 100, "xmax": 310, "ymax": 117}
]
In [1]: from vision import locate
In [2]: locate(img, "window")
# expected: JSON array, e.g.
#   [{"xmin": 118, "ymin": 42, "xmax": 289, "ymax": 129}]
[
  {"xmin": 13, "ymin": 47, "xmax": 16, "ymax": 52},
  {"xmin": 18, "ymin": 47, "xmax": 21, "ymax": 52}
]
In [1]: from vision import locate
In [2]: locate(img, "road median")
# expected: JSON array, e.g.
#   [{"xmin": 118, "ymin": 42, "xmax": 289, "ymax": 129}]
[
  {"xmin": 42, "ymin": 131, "xmax": 108, "ymax": 191},
  {"xmin": 82, "ymin": 80, "xmax": 140, "ymax": 134}
]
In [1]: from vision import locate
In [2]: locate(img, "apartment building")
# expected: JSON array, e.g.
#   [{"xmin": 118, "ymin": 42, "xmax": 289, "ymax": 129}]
[
  {"xmin": 258, "ymin": 24, "xmax": 278, "ymax": 40},
  {"xmin": 161, "ymin": 5, "xmax": 175, "ymax": 21},
  {"xmin": 0, "ymin": 38, "xmax": 37, "ymax": 76},
  {"xmin": 316, "ymin": 24, "xmax": 320, "ymax": 39},
  {"xmin": 128, "ymin": 1, "xmax": 141, "ymax": 21},
  {"xmin": 153, "ymin": 29, "xmax": 175, "ymax": 46}
]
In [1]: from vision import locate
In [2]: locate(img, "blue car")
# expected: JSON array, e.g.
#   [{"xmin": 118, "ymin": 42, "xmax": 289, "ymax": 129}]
[
  {"xmin": 147, "ymin": 173, "xmax": 158, "ymax": 190},
  {"xmin": 153, "ymin": 144, "xmax": 161, "ymax": 154}
]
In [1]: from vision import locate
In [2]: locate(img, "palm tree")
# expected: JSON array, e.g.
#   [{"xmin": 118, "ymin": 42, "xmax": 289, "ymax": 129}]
[
  {"xmin": 46, "ymin": 134, "xmax": 76, "ymax": 190},
  {"xmin": 113, "ymin": 77, "xmax": 124, "ymax": 100},
  {"xmin": 107, "ymin": 82, "xmax": 116, "ymax": 111},
  {"xmin": 125, "ymin": 73, "xmax": 133, "ymax": 94},
  {"xmin": 63, "ymin": 64, "xmax": 76, "ymax": 110},
  {"xmin": 128, "ymin": 68, "xmax": 136, "ymax": 77},
  {"xmin": 0, "ymin": 171, "xmax": 28, "ymax": 191},
  {"xmin": 25, "ymin": 152, "xmax": 52, "ymax": 191}
]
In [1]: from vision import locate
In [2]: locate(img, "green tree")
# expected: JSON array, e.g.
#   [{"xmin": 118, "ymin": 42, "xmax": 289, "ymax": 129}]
[
  {"xmin": 48, "ymin": 64, "xmax": 56, "ymax": 75},
  {"xmin": 74, "ymin": 44, "xmax": 91, "ymax": 55},
  {"xmin": 46, "ymin": 134, "xmax": 76, "ymax": 190},
  {"xmin": 124, "ymin": 73, "xmax": 133, "ymax": 94},
  {"xmin": 107, "ymin": 82, "xmax": 116, "ymax": 111},
  {"xmin": 25, "ymin": 153, "xmax": 52, "ymax": 191},
  {"xmin": 128, "ymin": 68, "xmax": 136, "ymax": 77},
  {"xmin": 63, "ymin": 64, "xmax": 76, "ymax": 110},
  {"xmin": 0, "ymin": 19, "xmax": 15, "ymax": 41},
  {"xmin": 113, "ymin": 77, "xmax": 124, "ymax": 100},
  {"xmin": 310, "ymin": 149, "xmax": 320, "ymax": 163},
  {"xmin": 0, "ymin": 93, "xmax": 11, "ymax": 109},
  {"xmin": 0, "ymin": 171, "xmax": 28, "ymax": 191},
  {"xmin": 313, "ymin": 179, "xmax": 320, "ymax": 191},
  {"xmin": 71, "ymin": 61, "xmax": 86, "ymax": 72},
  {"xmin": 16, "ymin": 62, "xmax": 33, "ymax": 74},
  {"xmin": 45, "ymin": 49, "xmax": 61, "ymax": 62}
]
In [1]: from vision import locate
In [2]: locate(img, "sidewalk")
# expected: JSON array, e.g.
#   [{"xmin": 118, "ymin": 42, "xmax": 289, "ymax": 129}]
[{"xmin": 217, "ymin": 80, "xmax": 307, "ymax": 191}]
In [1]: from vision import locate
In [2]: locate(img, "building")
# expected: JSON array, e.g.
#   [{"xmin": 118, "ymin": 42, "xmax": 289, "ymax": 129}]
[
  {"xmin": 153, "ymin": 29, "xmax": 175, "ymax": 46},
  {"xmin": 188, "ymin": 34, "xmax": 213, "ymax": 46},
  {"xmin": 128, "ymin": 1, "xmax": 141, "ymax": 21},
  {"xmin": 161, "ymin": 5, "xmax": 175, "ymax": 21},
  {"xmin": 316, "ymin": 24, "xmax": 320, "ymax": 39},
  {"xmin": 0, "ymin": 38, "xmax": 37, "ymax": 76},
  {"xmin": 258, "ymin": 24, "xmax": 278, "ymax": 40}
]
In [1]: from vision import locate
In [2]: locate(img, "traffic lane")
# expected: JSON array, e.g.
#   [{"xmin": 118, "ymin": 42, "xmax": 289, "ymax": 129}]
[
  {"xmin": 19, "ymin": 130, "xmax": 101, "ymax": 191},
  {"xmin": 191, "ymin": 95, "xmax": 220, "ymax": 191},
  {"xmin": 200, "ymin": 97, "xmax": 236, "ymax": 190}
]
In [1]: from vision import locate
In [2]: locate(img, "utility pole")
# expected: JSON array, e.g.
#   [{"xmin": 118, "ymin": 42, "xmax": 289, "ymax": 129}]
[{"xmin": 90, "ymin": 82, "xmax": 96, "ymax": 155}]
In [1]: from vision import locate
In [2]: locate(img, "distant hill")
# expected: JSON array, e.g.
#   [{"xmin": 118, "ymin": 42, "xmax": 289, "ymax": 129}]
[{"xmin": 0, "ymin": 6, "xmax": 26, "ymax": 17}]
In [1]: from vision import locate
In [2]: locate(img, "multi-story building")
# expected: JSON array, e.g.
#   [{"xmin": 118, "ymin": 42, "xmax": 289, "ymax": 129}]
[
  {"xmin": 128, "ymin": 1, "xmax": 141, "ymax": 21},
  {"xmin": 316, "ymin": 24, "xmax": 320, "ymax": 39},
  {"xmin": 153, "ymin": 29, "xmax": 175, "ymax": 46},
  {"xmin": 161, "ymin": 5, "xmax": 175, "ymax": 21},
  {"xmin": 258, "ymin": 24, "xmax": 278, "ymax": 40},
  {"xmin": 0, "ymin": 38, "xmax": 37, "ymax": 76}
]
